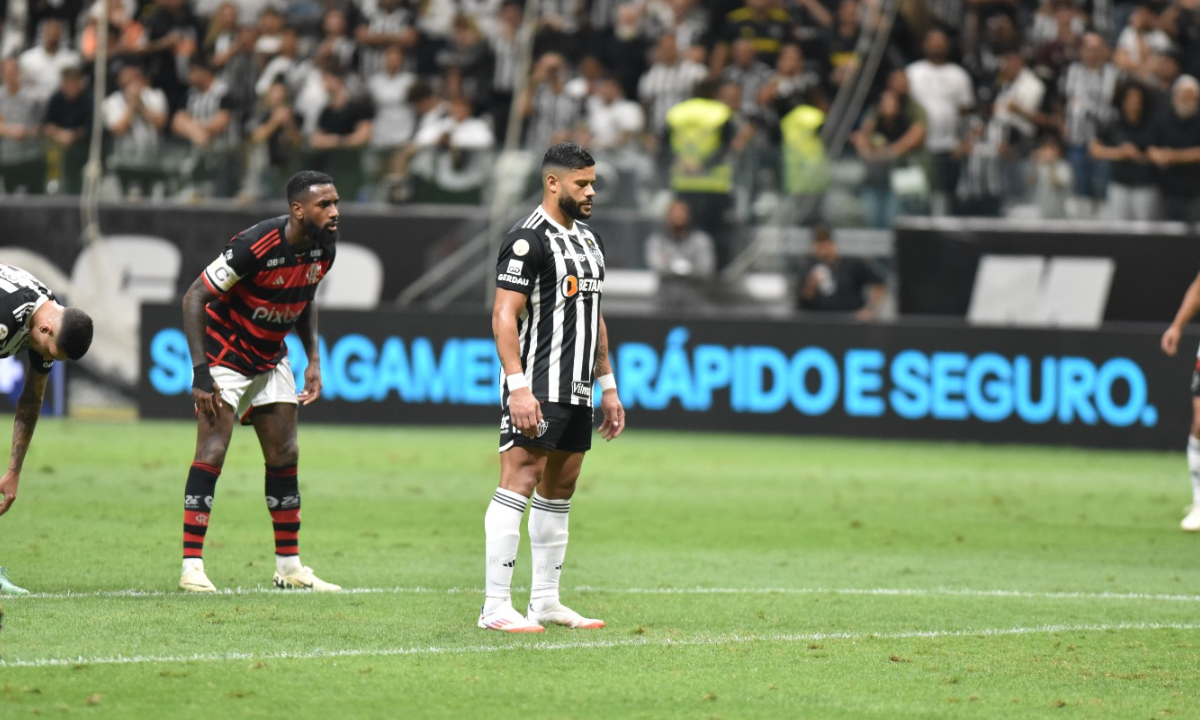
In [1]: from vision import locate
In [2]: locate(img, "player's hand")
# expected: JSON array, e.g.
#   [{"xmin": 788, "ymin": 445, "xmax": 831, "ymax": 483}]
[
  {"xmin": 0, "ymin": 469, "xmax": 20, "ymax": 517},
  {"xmin": 299, "ymin": 362, "xmax": 323, "ymax": 405},
  {"xmin": 598, "ymin": 389, "xmax": 625, "ymax": 442},
  {"xmin": 193, "ymin": 380, "xmax": 223, "ymax": 417},
  {"xmin": 1162, "ymin": 325, "xmax": 1182, "ymax": 356},
  {"xmin": 508, "ymin": 388, "xmax": 542, "ymax": 439}
]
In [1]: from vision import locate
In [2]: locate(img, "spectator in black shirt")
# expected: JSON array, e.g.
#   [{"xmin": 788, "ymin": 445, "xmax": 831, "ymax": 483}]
[
  {"xmin": 306, "ymin": 65, "xmax": 374, "ymax": 199},
  {"xmin": 712, "ymin": 0, "xmax": 794, "ymax": 73},
  {"xmin": 143, "ymin": 0, "xmax": 203, "ymax": 114},
  {"xmin": 1148, "ymin": 74, "xmax": 1200, "ymax": 222},
  {"xmin": 42, "ymin": 66, "xmax": 91, "ymax": 195},
  {"xmin": 1090, "ymin": 80, "xmax": 1158, "ymax": 220},
  {"xmin": 797, "ymin": 224, "xmax": 885, "ymax": 320},
  {"xmin": 591, "ymin": 3, "xmax": 652, "ymax": 104}
]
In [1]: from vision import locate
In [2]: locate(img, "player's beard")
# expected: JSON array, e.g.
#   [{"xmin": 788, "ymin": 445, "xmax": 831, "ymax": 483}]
[
  {"xmin": 558, "ymin": 193, "xmax": 592, "ymax": 221},
  {"xmin": 303, "ymin": 216, "xmax": 339, "ymax": 243}
]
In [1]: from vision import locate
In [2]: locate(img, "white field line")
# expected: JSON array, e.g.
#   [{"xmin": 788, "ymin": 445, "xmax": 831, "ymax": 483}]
[
  {"xmin": 8, "ymin": 585, "xmax": 1200, "ymax": 603},
  {"xmin": 3, "ymin": 621, "xmax": 1199, "ymax": 669}
]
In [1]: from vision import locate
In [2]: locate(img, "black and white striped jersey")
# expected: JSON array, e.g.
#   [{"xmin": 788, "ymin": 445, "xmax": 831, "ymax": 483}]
[
  {"xmin": 496, "ymin": 206, "xmax": 606, "ymax": 408},
  {"xmin": 0, "ymin": 263, "xmax": 55, "ymax": 373}
]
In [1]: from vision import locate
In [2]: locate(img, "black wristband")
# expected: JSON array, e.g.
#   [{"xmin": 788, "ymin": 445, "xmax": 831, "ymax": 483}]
[{"xmin": 192, "ymin": 363, "xmax": 215, "ymax": 392}]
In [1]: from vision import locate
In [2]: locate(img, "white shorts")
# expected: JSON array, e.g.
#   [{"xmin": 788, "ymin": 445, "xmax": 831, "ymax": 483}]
[{"xmin": 211, "ymin": 357, "xmax": 297, "ymax": 424}]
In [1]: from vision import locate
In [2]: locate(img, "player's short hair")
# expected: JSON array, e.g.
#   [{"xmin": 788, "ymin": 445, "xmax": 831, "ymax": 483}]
[
  {"xmin": 286, "ymin": 170, "xmax": 335, "ymax": 204},
  {"xmin": 541, "ymin": 143, "xmax": 594, "ymax": 174},
  {"xmin": 60, "ymin": 307, "xmax": 93, "ymax": 361}
]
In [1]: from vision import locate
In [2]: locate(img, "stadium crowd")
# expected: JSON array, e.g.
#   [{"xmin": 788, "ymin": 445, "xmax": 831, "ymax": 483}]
[{"xmin": 1, "ymin": 0, "xmax": 1199, "ymax": 226}]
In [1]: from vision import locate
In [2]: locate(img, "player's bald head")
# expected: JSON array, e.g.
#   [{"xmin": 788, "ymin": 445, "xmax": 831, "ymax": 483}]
[
  {"xmin": 286, "ymin": 170, "xmax": 336, "ymax": 204},
  {"xmin": 541, "ymin": 142, "xmax": 595, "ymax": 179}
]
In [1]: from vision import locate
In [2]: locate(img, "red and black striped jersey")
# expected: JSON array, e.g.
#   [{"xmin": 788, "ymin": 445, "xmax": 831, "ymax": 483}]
[{"xmin": 200, "ymin": 216, "xmax": 335, "ymax": 376}]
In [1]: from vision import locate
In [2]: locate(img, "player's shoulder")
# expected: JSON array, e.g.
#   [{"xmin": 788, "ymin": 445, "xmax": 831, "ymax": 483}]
[
  {"xmin": 233, "ymin": 215, "xmax": 288, "ymax": 247},
  {"xmin": 502, "ymin": 211, "xmax": 554, "ymax": 259}
]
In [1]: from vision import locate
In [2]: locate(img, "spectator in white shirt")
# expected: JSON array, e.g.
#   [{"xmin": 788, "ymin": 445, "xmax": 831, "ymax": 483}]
[
  {"xmin": 1113, "ymin": 3, "xmax": 1172, "ymax": 84},
  {"xmin": 409, "ymin": 95, "xmax": 494, "ymax": 203},
  {"xmin": 990, "ymin": 50, "xmax": 1046, "ymax": 202},
  {"xmin": 639, "ymin": 33, "xmax": 707, "ymax": 135},
  {"xmin": 0, "ymin": 57, "xmax": 46, "ymax": 194},
  {"xmin": 585, "ymin": 75, "xmax": 645, "ymax": 152},
  {"xmin": 906, "ymin": 29, "xmax": 974, "ymax": 216},
  {"xmin": 19, "ymin": 19, "xmax": 81, "ymax": 103},
  {"xmin": 1061, "ymin": 32, "xmax": 1118, "ymax": 214},
  {"xmin": 367, "ymin": 43, "xmax": 417, "ymax": 190},
  {"xmin": 102, "ymin": 64, "xmax": 170, "ymax": 197}
]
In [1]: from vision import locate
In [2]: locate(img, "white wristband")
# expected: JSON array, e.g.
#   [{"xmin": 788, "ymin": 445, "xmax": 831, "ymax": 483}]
[
  {"xmin": 597, "ymin": 373, "xmax": 617, "ymax": 392},
  {"xmin": 506, "ymin": 373, "xmax": 528, "ymax": 391}
]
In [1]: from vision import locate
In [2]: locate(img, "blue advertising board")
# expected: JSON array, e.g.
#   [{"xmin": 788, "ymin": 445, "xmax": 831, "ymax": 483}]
[{"xmin": 139, "ymin": 305, "xmax": 1196, "ymax": 450}]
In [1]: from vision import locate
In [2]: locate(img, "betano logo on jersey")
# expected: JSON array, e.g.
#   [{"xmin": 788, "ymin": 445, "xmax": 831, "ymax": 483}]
[{"xmin": 560, "ymin": 276, "xmax": 602, "ymax": 298}]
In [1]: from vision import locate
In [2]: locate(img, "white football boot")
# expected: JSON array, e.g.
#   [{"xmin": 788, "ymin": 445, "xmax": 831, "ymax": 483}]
[
  {"xmin": 527, "ymin": 602, "xmax": 605, "ymax": 629},
  {"xmin": 1182, "ymin": 506, "xmax": 1200, "ymax": 532},
  {"xmin": 273, "ymin": 566, "xmax": 341, "ymax": 592},
  {"xmin": 478, "ymin": 602, "xmax": 545, "ymax": 633},
  {"xmin": 180, "ymin": 567, "xmax": 217, "ymax": 593}
]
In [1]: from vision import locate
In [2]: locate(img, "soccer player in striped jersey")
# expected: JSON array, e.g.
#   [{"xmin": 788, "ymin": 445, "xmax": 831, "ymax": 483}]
[
  {"xmin": 0, "ymin": 264, "xmax": 93, "ymax": 595},
  {"xmin": 479, "ymin": 143, "xmax": 626, "ymax": 632},
  {"xmin": 178, "ymin": 171, "xmax": 340, "ymax": 593}
]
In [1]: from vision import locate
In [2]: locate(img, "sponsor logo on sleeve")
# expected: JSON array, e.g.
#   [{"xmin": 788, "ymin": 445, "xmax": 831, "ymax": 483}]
[
  {"xmin": 498, "ymin": 273, "xmax": 530, "ymax": 286},
  {"xmin": 507, "ymin": 259, "xmax": 524, "ymax": 275}
]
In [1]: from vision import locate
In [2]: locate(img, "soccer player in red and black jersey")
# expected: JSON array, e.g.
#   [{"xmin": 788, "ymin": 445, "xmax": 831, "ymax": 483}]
[{"xmin": 178, "ymin": 170, "xmax": 340, "ymax": 593}]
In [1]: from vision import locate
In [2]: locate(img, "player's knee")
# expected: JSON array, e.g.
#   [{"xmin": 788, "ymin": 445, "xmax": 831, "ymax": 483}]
[
  {"xmin": 265, "ymin": 440, "xmax": 299, "ymax": 468},
  {"xmin": 195, "ymin": 439, "xmax": 230, "ymax": 467}
]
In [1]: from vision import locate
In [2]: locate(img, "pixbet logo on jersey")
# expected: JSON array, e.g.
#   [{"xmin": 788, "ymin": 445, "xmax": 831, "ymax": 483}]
[
  {"xmin": 252, "ymin": 305, "xmax": 303, "ymax": 324},
  {"xmin": 560, "ymin": 276, "xmax": 602, "ymax": 298}
]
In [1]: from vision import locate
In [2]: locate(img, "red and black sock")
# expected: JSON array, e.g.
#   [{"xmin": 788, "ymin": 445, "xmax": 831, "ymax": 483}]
[
  {"xmin": 265, "ymin": 464, "xmax": 301, "ymax": 557},
  {"xmin": 183, "ymin": 462, "xmax": 220, "ymax": 560}
]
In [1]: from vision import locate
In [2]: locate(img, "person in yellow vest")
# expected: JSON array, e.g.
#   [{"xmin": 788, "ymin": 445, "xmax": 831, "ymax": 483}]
[
  {"xmin": 777, "ymin": 101, "xmax": 830, "ymax": 226},
  {"xmin": 663, "ymin": 79, "xmax": 737, "ymax": 268}
]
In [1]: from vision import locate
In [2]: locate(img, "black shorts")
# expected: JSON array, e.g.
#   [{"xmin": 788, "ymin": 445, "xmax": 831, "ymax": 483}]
[{"xmin": 499, "ymin": 401, "xmax": 593, "ymax": 453}]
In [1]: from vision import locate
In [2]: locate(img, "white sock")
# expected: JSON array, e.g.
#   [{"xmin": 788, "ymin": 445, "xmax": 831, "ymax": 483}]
[
  {"xmin": 484, "ymin": 487, "xmax": 528, "ymax": 615},
  {"xmin": 182, "ymin": 558, "xmax": 204, "ymax": 575},
  {"xmin": 276, "ymin": 555, "xmax": 302, "ymax": 575},
  {"xmin": 1187, "ymin": 436, "xmax": 1200, "ymax": 507},
  {"xmin": 528, "ymin": 492, "xmax": 570, "ymax": 614}
]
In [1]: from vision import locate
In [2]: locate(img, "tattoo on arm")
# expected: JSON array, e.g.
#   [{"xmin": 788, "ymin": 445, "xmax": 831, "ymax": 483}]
[
  {"xmin": 9, "ymin": 373, "xmax": 47, "ymax": 473},
  {"xmin": 594, "ymin": 316, "xmax": 612, "ymax": 376}
]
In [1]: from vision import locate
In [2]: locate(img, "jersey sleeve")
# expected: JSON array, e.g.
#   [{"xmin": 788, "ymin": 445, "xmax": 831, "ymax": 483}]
[
  {"xmin": 202, "ymin": 231, "xmax": 262, "ymax": 295},
  {"xmin": 496, "ymin": 228, "xmax": 545, "ymax": 295}
]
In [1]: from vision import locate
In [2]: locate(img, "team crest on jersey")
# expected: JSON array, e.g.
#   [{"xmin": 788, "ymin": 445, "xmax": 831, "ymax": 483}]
[{"xmin": 306, "ymin": 264, "xmax": 323, "ymax": 284}]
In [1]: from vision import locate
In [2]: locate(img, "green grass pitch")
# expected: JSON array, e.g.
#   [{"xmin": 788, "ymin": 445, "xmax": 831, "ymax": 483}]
[{"xmin": 0, "ymin": 419, "xmax": 1198, "ymax": 719}]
